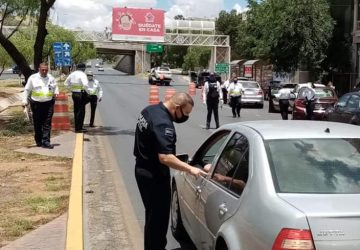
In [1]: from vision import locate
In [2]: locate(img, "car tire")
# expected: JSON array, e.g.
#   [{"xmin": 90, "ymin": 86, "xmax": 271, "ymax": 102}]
[
  {"xmin": 258, "ymin": 103, "xmax": 264, "ymax": 109},
  {"xmin": 165, "ymin": 81, "xmax": 170, "ymax": 86},
  {"xmin": 171, "ymin": 184, "xmax": 186, "ymax": 240}
]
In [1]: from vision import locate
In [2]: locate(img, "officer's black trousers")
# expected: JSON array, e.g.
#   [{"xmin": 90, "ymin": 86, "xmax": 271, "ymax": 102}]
[
  {"xmin": 230, "ymin": 96, "xmax": 241, "ymax": 117},
  {"xmin": 279, "ymin": 99, "xmax": 289, "ymax": 120},
  {"xmin": 72, "ymin": 92, "xmax": 87, "ymax": 131},
  {"xmin": 135, "ymin": 167, "xmax": 171, "ymax": 250},
  {"xmin": 206, "ymin": 99, "xmax": 219, "ymax": 129},
  {"xmin": 86, "ymin": 95, "xmax": 98, "ymax": 126},
  {"xmin": 30, "ymin": 99, "xmax": 54, "ymax": 146},
  {"xmin": 305, "ymin": 100, "xmax": 315, "ymax": 120}
]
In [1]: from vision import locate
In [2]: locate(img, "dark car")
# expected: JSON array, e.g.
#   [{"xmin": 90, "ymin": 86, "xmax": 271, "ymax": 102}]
[
  {"xmin": 12, "ymin": 65, "xmax": 20, "ymax": 74},
  {"xmin": 324, "ymin": 91, "xmax": 360, "ymax": 125},
  {"xmin": 292, "ymin": 87, "xmax": 337, "ymax": 120},
  {"xmin": 195, "ymin": 72, "xmax": 221, "ymax": 88}
]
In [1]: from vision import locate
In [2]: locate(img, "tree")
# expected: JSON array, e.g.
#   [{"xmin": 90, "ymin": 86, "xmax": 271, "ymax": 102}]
[
  {"xmin": 182, "ymin": 47, "xmax": 211, "ymax": 71},
  {"xmin": 236, "ymin": 0, "xmax": 334, "ymax": 74},
  {"xmin": 215, "ymin": 10, "xmax": 243, "ymax": 59},
  {"xmin": 0, "ymin": 0, "xmax": 55, "ymax": 81}
]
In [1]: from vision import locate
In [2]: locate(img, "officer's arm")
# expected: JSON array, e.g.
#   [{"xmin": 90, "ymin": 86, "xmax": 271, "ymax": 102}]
[
  {"xmin": 64, "ymin": 74, "xmax": 71, "ymax": 89},
  {"xmin": 22, "ymin": 77, "xmax": 32, "ymax": 106},
  {"xmin": 158, "ymin": 153, "xmax": 206, "ymax": 177}
]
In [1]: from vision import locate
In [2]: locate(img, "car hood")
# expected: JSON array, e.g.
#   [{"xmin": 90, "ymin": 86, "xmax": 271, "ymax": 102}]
[{"xmin": 278, "ymin": 194, "xmax": 360, "ymax": 245}]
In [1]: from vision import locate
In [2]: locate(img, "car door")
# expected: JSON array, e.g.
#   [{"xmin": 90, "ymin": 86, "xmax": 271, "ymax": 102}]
[
  {"xmin": 180, "ymin": 130, "xmax": 231, "ymax": 242},
  {"xmin": 197, "ymin": 132, "xmax": 250, "ymax": 249},
  {"xmin": 328, "ymin": 93, "xmax": 351, "ymax": 122},
  {"xmin": 342, "ymin": 94, "xmax": 360, "ymax": 124}
]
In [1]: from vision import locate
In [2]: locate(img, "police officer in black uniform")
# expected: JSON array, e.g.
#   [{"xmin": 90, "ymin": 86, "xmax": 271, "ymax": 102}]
[
  {"xmin": 203, "ymin": 73, "xmax": 223, "ymax": 129},
  {"xmin": 134, "ymin": 92, "xmax": 206, "ymax": 250}
]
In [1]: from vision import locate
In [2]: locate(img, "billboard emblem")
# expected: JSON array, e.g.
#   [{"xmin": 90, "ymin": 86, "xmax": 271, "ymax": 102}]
[{"xmin": 116, "ymin": 12, "xmax": 135, "ymax": 31}]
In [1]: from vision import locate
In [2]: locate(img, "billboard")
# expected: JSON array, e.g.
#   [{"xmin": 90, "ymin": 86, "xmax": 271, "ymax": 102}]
[
  {"xmin": 244, "ymin": 65, "xmax": 253, "ymax": 78},
  {"xmin": 112, "ymin": 7, "xmax": 165, "ymax": 42}
]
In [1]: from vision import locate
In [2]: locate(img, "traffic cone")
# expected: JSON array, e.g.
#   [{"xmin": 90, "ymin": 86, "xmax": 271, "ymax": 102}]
[
  {"xmin": 148, "ymin": 85, "xmax": 160, "ymax": 105},
  {"xmin": 52, "ymin": 92, "xmax": 71, "ymax": 130},
  {"xmin": 164, "ymin": 88, "xmax": 177, "ymax": 102},
  {"xmin": 188, "ymin": 82, "xmax": 196, "ymax": 96}
]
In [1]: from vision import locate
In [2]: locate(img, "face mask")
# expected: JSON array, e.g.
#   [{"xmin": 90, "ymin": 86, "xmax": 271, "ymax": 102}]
[
  {"xmin": 234, "ymin": 80, "xmax": 238, "ymax": 83},
  {"xmin": 174, "ymin": 106, "xmax": 189, "ymax": 123}
]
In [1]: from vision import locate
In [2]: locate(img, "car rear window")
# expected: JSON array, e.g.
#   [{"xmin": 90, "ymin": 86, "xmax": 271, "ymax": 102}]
[
  {"xmin": 266, "ymin": 138, "xmax": 360, "ymax": 194},
  {"xmin": 241, "ymin": 82, "xmax": 259, "ymax": 88},
  {"xmin": 298, "ymin": 88, "xmax": 335, "ymax": 98}
]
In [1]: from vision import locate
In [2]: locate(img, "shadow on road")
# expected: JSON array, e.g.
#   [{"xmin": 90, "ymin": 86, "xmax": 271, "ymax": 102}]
[{"xmin": 85, "ymin": 126, "xmax": 135, "ymax": 136}]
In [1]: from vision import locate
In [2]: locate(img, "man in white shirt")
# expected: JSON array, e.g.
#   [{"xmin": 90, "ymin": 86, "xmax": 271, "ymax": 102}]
[
  {"xmin": 64, "ymin": 63, "xmax": 89, "ymax": 133},
  {"xmin": 227, "ymin": 77, "xmax": 244, "ymax": 118},
  {"xmin": 22, "ymin": 63, "xmax": 58, "ymax": 148},
  {"xmin": 85, "ymin": 71, "xmax": 103, "ymax": 127},
  {"xmin": 278, "ymin": 87, "xmax": 291, "ymax": 120}
]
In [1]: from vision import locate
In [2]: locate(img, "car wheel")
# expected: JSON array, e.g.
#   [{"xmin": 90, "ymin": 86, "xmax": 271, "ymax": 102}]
[
  {"xmin": 258, "ymin": 103, "xmax": 264, "ymax": 109},
  {"xmin": 171, "ymin": 184, "xmax": 186, "ymax": 240},
  {"xmin": 165, "ymin": 81, "xmax": 170, "ymax": 86}
]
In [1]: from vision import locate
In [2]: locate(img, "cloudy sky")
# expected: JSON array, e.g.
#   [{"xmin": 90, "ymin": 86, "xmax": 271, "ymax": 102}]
[{"xmin": 50, "ymin": 0, "xmax": 248, "ymax": 31}]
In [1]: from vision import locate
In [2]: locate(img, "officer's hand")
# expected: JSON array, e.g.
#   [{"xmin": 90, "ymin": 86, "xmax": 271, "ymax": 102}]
[
  {"xmin": 98, "ymin": 98, "xmax": 102, "ymax": 102},
  {"xmin": 220, "ymin": 99, "xmax": 224, "ymax": 105},
  {"xmin": 22, "ymin": 101, "xmax": 28, "ymax": 106},
  {"xmin": 189, "ymin": 166, "xmax": 207, "ymax": 178}
]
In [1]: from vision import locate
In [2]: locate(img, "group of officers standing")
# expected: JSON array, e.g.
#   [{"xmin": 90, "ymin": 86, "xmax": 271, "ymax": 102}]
[
  {"xmin": 202, "ymin": 72, "xmax": 245, "ymax": 129},
  {"xmin": 22, "ymin": 63, "xmax": 103, "ymax": 148}
]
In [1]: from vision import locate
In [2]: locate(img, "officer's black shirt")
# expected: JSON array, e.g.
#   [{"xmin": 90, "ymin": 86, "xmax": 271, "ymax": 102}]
[{"xmin": 134, "ymin": 102, "xmax": 177, "ymax": 179}]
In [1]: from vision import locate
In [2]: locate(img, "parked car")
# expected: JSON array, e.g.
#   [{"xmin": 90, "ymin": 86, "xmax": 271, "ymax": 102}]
[
  {"xmin": 293, "ymin": 82, "xmax": 326, "ymax": 98},
  {"xmin": 195, "ymin": 71, "xmax": 221, "ymax": 88},
  {"xmin": 239, "ymin": 80, "xmax": 264, "ymax": 108},
  {"xmin": 268, "ymin": 83, "xmax": 297, "ymax": 113},
  {"xmin": 171, "ymin": 120, "xmax": 360, "ymax": 250},
  {"xmin": 97, "ymin": 66, "xmax": 104, "ymax": 71},
  {"xmin": 324, "ymin": 91, "xmax": 360, "ymax": 125},
  {"xmin": 292, "ymin": 87, "xmax": 337, "ymax": 120},
  {"xmin": 95, "ymin": 63, "xmax": 100, "ymax": 68},
  {"xmin": 148, "ymin": 66, "xmax": 172, "ymax": 86}
]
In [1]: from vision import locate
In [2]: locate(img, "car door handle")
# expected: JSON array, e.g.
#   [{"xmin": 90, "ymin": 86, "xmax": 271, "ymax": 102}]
[
  {"xmin": 219, "ymin": 203, "xmax": 228, "ymax": 216},
  {"xmin": 196, "ymin": 186, "xmax": 202, "ymax": 195}
]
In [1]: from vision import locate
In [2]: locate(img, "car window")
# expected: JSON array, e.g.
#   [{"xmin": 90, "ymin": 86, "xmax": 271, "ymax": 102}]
[
  {"xmin": 346, "ymin": 94, "xmax": 360, "ymax": 110},
  {"xmin": 266, "ymin": 138, "xmax": 360, "ymax": 194},
  {"xmin": 191, "ymin": 130, "xmax": 231, "ymax": 168},
  {"xmin": 159, "ymin": 67, "xmax": 170, "ymax": 71},
  {"xmin": 337, "ymin": 93, "xmax": 351, "ymax": 107},
  {"xmin": 212, "ymin": 133, "xmax": 249, "ymax": 195},
  {"xmin": 313, "ymin": 88, "xmax": 335, "ymax": 98},
  {"xmin": 241, "ymin": 82, "xmax": 259, "ymax": 88}
]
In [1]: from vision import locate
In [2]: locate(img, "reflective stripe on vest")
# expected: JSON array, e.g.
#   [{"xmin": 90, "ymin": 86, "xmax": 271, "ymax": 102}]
[
  {"xmin": 31, "ymin": 91, "xmax": 54, "ymax": 98},
  {"xmin": 71, "ymin": 85, "xmax": 83, "ymax": 91}
]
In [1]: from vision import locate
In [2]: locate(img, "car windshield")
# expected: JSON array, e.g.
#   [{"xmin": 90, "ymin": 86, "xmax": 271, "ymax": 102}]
[
  {"xmin": 298, "ymin": 88, "xmax": 334, "ymax": 98},
  {"xmin": 266, "ymin": 138, "xmax": 360, "ymax": 194},
  {"xmin": 241, "ymin": 82, "xmax": 259, "ymax": 88},
  {"xmin": 281, "ymin": 84, "xmax": 296, "ymax": 89},
  {"xmin": 159, "ymin": 67, "xmax": 170, "ymax": 71}
]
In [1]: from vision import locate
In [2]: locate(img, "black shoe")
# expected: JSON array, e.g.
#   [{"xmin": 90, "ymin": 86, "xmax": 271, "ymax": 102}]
[
  {"xmin": 237, "ymin": 114, "xmax": 240, "ymax": 117},
  {"xmin": 75, "ymin": 129, "xmax": 88, "ymax": 133},
  {"xmin": 89, "ymin": 124, "xmax": 94, "ymax": 127},
  {"xmin": 42, "ymin": 144, "xmax": 54, "ymax": 149},
  {"xmin": 36, "ymin": 143, "xmax": 42, "ymax": 147},
  {"xmin": 232, "ymin": 115, "xmax": 236, "ymax": 118}
]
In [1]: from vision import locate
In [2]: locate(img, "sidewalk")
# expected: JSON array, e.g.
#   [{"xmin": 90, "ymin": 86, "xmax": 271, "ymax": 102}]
[{"xmin": 0, "ymin": 93, "xmax": 77, "ymax": 250}]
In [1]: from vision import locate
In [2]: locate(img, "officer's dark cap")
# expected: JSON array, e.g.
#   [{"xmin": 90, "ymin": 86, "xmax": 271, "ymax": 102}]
[{"xmin": 77, "ymin": 63, "xmax": 86, "ymax": 69}]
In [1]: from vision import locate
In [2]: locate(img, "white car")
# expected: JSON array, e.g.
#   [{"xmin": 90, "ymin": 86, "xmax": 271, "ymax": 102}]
[
  {"xmin": 239, "ymin": 81, "xmax": 264, "ymax": 108},
  {"xmin": 148, "ymin": 67, "xmax": 172, "ymax": 86},
  {"xmin": 97, "ymin": 67, "xmax": 104, "ymax": 71}
]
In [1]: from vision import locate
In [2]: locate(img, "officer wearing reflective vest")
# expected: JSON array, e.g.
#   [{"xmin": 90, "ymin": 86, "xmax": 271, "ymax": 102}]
[
  {"xmin": 227, "ymin": 77, "xmax": 244, "ymax": 118},
  {"xmin": 64, "ymin": 63, "xmax": 89, "ymax": 133},
  {"xmin": 22, "ymin": 63, "xmax": 58, "ymax": 149},
  {"xmin": 85, "ymin": 71, "xmax": 103, "ymax": 127},
  {"xmin": 203, "ymin": 73, "xmax": 223, "ymax": 129}
]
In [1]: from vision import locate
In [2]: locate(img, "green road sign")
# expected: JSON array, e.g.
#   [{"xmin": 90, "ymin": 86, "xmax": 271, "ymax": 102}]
[
  {"xmin": 215, "ymin": 63, "xmax": 229, "ymax": 73},
  {"xmin": 146, "ymin": 43, "xmax": 163, "ymax": 53}
]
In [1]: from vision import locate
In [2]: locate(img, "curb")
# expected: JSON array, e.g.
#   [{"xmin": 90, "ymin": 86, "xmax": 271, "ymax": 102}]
[{"xmin": 66, "ymin": 133, "xmax": 84, "ymax": 250}]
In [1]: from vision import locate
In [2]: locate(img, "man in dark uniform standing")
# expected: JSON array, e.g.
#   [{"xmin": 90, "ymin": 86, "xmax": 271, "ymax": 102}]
[{"xmin": 134, "ymin": 92, "xmax": 206, "ymax": 250}]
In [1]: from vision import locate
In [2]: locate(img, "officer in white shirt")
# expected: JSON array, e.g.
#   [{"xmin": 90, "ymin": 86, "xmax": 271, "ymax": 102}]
[
  {"xmin": 85, "ymin": 71, "xmax": 103, "ymax": 127},
  {"xmin": 303, "ymin": 86, "xmax": 316, "ymax": 120},
  {"xmin": 278, "ymin": 87, "xmax": 291, "ymax": 120},
  {"xmin": 22, "ymin": 63, "xmax": 58, "ymax": 149},
  {"xmin": 64, "ymin": 63, "xmax": 89, "ymax": 133},
  {"xmin": 227, "ymin": 77, "xmax": 244, "ymax": 117},
  {"xmin": 203, "ymin": 73, "xmax": 223, "ymax": 129}
]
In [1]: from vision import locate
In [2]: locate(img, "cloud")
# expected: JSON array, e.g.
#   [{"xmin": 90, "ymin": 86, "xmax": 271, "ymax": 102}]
[
  {"xmin": 51, "ymin": 0, "xmax": 157, "ymax": 31},
  {"xmin": 165, "ymin": 0, "xmax": 224, "ymax": 20},
  {"xmin": 232, "ymin": 3, "xmax": 249, "ymax": 14}
]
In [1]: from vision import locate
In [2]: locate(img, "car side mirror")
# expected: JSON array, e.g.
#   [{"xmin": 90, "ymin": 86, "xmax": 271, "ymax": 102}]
[{"xmin": 176, "ymin": 154, "xmax": 189, "ymax": 163}]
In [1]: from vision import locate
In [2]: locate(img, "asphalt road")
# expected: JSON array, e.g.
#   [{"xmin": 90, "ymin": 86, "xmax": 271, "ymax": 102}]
[{"xmin": 83, "ymin": 66, "xmax": 282, "ymax": 250}]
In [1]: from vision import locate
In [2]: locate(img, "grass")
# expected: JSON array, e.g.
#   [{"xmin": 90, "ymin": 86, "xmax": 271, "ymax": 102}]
[
  {"xmin": 3, "ymin": 218, "xmax": 34, "ymax": 237},
  {"xmin": 26, "ymin": 195, "xmax": 68, "ymax": 214},
  {"xmin": 44, "ymin": 176, "xmax": 69, "ymax": 192},
  {"xmin": 0, "ymin": 110, "xmax": 33, "ymax": 136}
]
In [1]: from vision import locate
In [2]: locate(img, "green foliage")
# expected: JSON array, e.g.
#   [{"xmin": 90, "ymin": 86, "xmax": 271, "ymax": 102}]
[
  {"xmin": 0, "ymin": 111, "xmax": 33, "ymax": 136},
  {"xmin": 164, "ymin": 45, "xmax": 187, "ymax": 68},
  {"xmin": 235, "ymin": 0, "xmax": 334, "ymax": 73},
  {"xmin": 182, "ymin": 47, "xmax": 211, "ymax": 71}
]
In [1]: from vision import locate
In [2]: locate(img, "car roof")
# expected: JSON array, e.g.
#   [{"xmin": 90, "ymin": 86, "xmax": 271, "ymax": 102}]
[{"xmin": 221, "ymin": 120, "xmax": 360, "ymax": 140}]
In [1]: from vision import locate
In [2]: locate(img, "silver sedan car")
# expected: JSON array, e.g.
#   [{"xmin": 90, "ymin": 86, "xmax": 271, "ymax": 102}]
[
  {"xmin": 240, "ymin": 81, "xmax": 264, "ymax": 108},
  {"xmin": 171, "ymin": 120, "xmax": 360, "ymax": 250}
]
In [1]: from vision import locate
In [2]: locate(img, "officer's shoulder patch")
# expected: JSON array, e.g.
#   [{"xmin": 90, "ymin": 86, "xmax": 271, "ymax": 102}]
[{"xmin": 165, "ymin": 128, "xmax": 174, "ymax": 137}]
